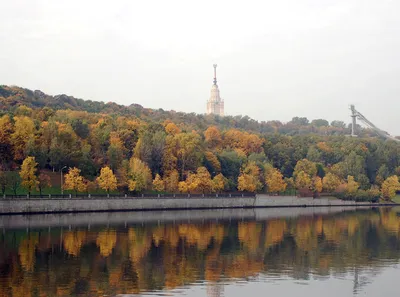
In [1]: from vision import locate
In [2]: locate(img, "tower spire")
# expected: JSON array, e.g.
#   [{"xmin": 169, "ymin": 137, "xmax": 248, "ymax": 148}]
[
  {"xmin": 213, "ymin": 64, "xmax": 217, "ymax": 85},
  {"xmin": 207, "ymin": 64, "xmax": 224, "ymax": 116}
]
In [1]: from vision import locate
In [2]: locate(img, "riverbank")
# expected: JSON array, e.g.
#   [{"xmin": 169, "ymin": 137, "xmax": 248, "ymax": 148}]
[
  {"xmin": 0, "ymin": 194, "xmax": 395, "ymax": 215},
  {"xmin": 0, "ymin": 206, "xmax": 381, "ymax": 229}
]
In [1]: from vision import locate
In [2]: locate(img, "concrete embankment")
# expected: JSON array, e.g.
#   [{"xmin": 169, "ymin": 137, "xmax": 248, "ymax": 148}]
[{"xmin": 0, "ymin": 194, "xmax": 393, "ymax": 215}]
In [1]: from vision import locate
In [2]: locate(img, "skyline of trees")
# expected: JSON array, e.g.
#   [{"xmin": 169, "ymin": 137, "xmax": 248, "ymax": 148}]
[{"xmin": 0, "ymin": 86, "xmax": 400, "ymax": 198}]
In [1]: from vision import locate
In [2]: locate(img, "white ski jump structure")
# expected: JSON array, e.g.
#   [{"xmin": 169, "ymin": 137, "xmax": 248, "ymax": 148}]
[{"xmin": 350, "ymin": 105, "xmax": 399, "ymax": 142}]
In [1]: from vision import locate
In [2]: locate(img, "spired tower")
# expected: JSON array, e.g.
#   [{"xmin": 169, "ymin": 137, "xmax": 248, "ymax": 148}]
[{"xmin": 206, "ymin": 64, "xmax": 224, "ymax": 116}]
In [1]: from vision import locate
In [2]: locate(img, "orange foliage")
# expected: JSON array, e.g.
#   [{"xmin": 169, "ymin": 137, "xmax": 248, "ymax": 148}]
[{"xmin": 96, "ymin": 229, "xmax": 117, "ymax": 257}]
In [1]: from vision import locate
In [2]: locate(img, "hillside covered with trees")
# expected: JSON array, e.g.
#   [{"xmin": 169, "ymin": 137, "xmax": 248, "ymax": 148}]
[{"xmin": 0, "ymin": 85, "xmax": 399, "ymax": 199}]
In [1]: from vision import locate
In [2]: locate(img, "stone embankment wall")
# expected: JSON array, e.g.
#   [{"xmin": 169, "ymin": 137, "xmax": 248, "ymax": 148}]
[
  {"xmin": 0, "ymin": 195, "xmax": 389, "ymax": 215},
  {"xmin": 0, "ymin": 196, "xmax": 256, "ymax": 214}
]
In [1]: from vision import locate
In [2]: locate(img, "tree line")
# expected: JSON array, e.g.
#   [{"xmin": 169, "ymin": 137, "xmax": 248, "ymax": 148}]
[{"xmin": 1, "ymin": 89, "xmax": 400, "ymax": 199}]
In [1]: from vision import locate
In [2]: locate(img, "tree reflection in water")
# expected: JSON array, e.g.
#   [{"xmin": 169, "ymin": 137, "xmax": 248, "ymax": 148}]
[{"xmin": 1, "ymin": 208, "xmax": 400, "ymax": 296}]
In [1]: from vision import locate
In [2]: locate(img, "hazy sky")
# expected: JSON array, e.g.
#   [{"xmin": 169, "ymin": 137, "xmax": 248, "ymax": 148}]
[{"xmin": 1, "ymin": 0, "xmax": 399, "ymax": 134}]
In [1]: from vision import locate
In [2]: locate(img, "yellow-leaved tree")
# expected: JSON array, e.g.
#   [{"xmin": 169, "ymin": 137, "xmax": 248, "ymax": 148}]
[
  {"xmin": 295, "ymin": 171, "xmax": 312, "ymax": 190},
  {"xmin": 185, "ymin": 167, "xmax": 213, "ymax": 193},
  {"xmin": 128, "ymin": 157, "xmax": 152, "ymax": 192},
  {"xmin": 164, "ymin": 170, "xmax": 179, "ymax": 193},
  {"xmin": 311, "ymin": 176, "xmax": 323, "ymax": 194},
  {"xmin": 20, "ymin": 156, "xmax": 38, "ymax": 195},
  {"xmin": 346, "ymin": 175, "xmax": 359, "ymax": 195},
  {"xmin": 165, "ymin": 122, "xmax": 181, "ymax": 135},
  {"xmin": 178, "ymin": 181, "xmax": 189, "ymax": 193},
  {"xmin": 322, "ymin": 173, "xmax": 341, "ymax": 193},
  {"xmin": 11, "ymin": 116, "xmax": 35, "ymax": 161},
  {"xmin": 381, "ymin": 176, "xmax": 400, "ymax": 200},
  {"xmin": 152, "ymin": 174, "xmax": 165, "ymax": 192},
  {"xmin": 265, "ymin": 168, "xmax": 287, "ymax": 194},
  {"xmin": 293, "ymin": 159, "xmax": 322, "ymax": 197},
  {"xmin": 204, "ymin": 126, "xmax": 222, "ymax": 149},
  {"xmin": 96, "ymin": 166, "xmax": 117, "ymax": 194},
  {"xmin": 64, "ymin": 167, "xmax": 86, "ymax": 196},
  {"xmin": 212, "ymin": 173, "xmax": 226, "ymax": 193},
  {"xmin": 237, "ymin": 162, "xmax": 262, "ymax": 192}
]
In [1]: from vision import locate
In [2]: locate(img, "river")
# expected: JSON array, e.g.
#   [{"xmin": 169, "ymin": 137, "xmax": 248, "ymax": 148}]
[{"xmin": 1, "ymin": 207, "xmax": 400, "ymax": 296}]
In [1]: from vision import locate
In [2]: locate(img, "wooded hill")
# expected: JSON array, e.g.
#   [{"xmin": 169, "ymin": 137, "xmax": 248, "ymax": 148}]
[
  {"xmin": 0, "ymin": 85, "xmax": 399, "ymax": 199},
  {"xmin": 0, "ymin": 85, "xmax": 363, "ymax": 136}
]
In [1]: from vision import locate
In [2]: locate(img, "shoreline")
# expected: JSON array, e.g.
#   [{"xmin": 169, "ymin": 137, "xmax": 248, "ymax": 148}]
[
  {"xmin": 0, "ymin": 206, "xmax": 382, "ymax": 230},
  {"xmin": 0, "ymin": 194, "xmax": 396, "ymax": 216}
]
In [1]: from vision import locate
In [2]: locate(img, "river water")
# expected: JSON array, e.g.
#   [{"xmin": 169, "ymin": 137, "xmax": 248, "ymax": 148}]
[{"xmin": 1, "ymin": 207, "xmax": 400, "ymax": 297}]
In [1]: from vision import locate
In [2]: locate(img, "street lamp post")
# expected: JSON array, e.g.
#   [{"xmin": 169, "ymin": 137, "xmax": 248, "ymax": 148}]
[{"xmin": 61, "ymin": 166, "xmax": 67, "ymax": 195}]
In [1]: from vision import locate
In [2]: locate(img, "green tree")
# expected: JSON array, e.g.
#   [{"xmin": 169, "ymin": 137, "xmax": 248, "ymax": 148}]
[
  {"xmin": 0, "ymin": 168, "xmax": 7, "ymax": 195},
  {"xmin": 293, "ymin": 159, "xmax": 317, "ymax": 178}
]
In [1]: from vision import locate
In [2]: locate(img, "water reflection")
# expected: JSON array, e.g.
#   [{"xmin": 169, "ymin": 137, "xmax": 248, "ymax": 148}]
[{"xmin": 1, "ymin": 208, "xmax": 400, "ymax": 296}]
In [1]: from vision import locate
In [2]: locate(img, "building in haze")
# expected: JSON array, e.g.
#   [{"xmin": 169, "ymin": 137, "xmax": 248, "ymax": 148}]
[{"xmin": 206, "ymin": 64, "xmax": 224, "ymax": 116}]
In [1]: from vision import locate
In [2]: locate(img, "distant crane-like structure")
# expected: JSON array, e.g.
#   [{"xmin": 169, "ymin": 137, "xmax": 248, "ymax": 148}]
[{"xmin": 350, "ymin": 104, "xmax": 400, "ymax": 142}]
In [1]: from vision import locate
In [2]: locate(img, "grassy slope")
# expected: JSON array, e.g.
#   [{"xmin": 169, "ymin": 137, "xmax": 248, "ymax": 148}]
[{"xmin": 391, "ymin": 195, "xmax": 400, "ymax": 203}]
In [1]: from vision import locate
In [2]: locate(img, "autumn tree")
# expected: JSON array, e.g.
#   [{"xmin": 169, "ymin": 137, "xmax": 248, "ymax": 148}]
[
  {"xmin": 64, "ymin": 167, "xmax": 86, "ymax": 196},
  {"xmin": 181, "ymin": 167, "xmax": 213, "ymax": 193},
  {"xmin": 20, "ymin": 156, "xmax": 38, "ymax": 195},
  {"xmin": 116, "ymin": 160, "xmax": 129, "ymax": 192},
  {"xmin": 223, "ymin": 129, "xmax": 263, "ymax": 155},
  {"xmin": 322, "ymin": 173, "xmax": 341, "ymax": 193},
  {"xmin": 85, "ymin": 179, "xmax": 98, "ymax": 194},
  {"xmin": 345, "ymin": 175, "xmax": 359, "ymax": 195},
  {"xmin": 265, "ymin": 168, "xmax": 287, "ymax": 194},
  {"xmin": 11, "ymin": 116, "xmax": 35, "ymax": 161},
  {"xmin": 212, "ymin": 173, "xmax": 226, "ymax": 193},
  {"xmin": 163, "ymin": 132, "xmax": 202, "ymax": 179},
  {"xmin": 164, "ymin": 122, "xmax": 180, "ymax": 135},
  {"xmin": 311, "ymin": 176, "xmax": 323, "ymax": 196},
  {"xmin": 238, "ymin": 162, "xmax": 262, "ymax": 192},
  {"xmin": 178, "ymin": 181, "xmax": 189, "ymax": 193},
  {"xmin": 128, "ymin": 157, "xmax": 152, "ymax": 192},
  {"xmin": 295, "ymin": 171, "xmax": 312, "ymax": 191},
  {"xmin": 164, "ymin": 170, "xmax": 179, "ymax": 193},
  {"xmin": 152, "ymin": 174, "xmax": 165, "ymax": 192},
  {"xmin": 381, "ymin": 176, "xmax": 400, "ymax": 200},
  {"xmin": 37, "ymin": 173, "xmax": 51, "ymax": 196},
  {"xmin": 293, "ymin": 159, "xmax": 317, "ymax": 178},
  {"xmin": 0, "ymin": 115, "xmax": 13, "ymax": 167},
  {"xmin": 204, "ymin": 126, "xmax": 222, "ymax": 148},
  {"xmin": 204, "ymin": 151, "xmax": 221, "ymax": 175},
  {"xmin": 107, "ymin": 132, "xmax": 126, "ymax": 171},
  {"xmin": 96, "ymin": 166, "xmax": 117, "ymax": 194}
]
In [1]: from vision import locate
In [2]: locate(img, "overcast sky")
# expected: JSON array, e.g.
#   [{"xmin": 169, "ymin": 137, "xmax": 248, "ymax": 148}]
[{"xmin": 1, "ymin": 0, "xmax": 399, "ymax": 134}]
